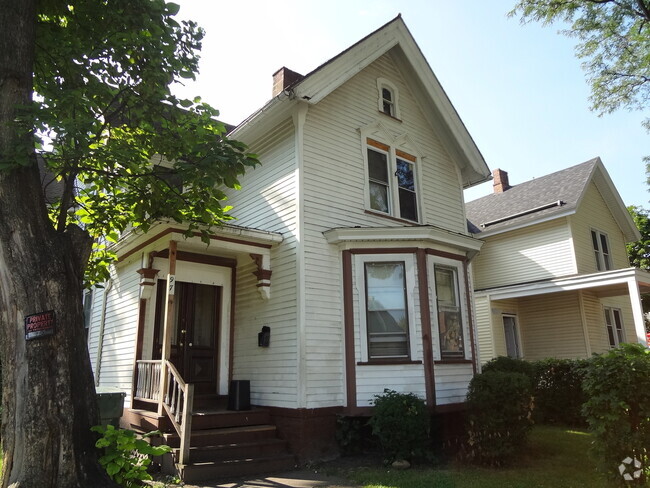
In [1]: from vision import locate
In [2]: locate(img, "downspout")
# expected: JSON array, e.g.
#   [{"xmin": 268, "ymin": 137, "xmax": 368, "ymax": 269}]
[{"xmin": 94, "ymin": 279, "xmax": 113, "ymax": 386}]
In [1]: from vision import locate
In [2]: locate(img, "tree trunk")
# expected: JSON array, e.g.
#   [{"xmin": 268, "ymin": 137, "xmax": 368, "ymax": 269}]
[{"xmin": 0, "ymin": 2, "xmax": 115, "ymax": 487}]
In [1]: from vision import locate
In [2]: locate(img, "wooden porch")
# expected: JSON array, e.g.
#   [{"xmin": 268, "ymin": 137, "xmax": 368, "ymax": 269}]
[{"xmin": 126, "ymin": 360, "xmax": 295, "ymax": 483}]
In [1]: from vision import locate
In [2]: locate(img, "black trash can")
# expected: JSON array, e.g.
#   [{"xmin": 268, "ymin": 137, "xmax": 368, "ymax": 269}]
[{"xmin": 227, "ymin": 380, "xmax": 251, "ymax": 411}]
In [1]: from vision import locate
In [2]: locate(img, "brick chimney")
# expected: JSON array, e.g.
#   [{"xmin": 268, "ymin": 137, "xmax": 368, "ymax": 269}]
[
  {"xmin": 493, "ymin": 168, "xmax": 510, "ymax": 193},
  {"xmin": 272, "ymin": 67, "xmax": 304, "ymax": 97}
]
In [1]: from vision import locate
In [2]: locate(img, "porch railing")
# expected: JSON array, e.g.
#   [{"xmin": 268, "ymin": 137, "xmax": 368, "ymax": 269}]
[
  {"xmin": 161, "ymin": 360, "xmax": 194, "ymax": 465},
  {"xmin": 133, "ymin": 359, "xmax": 194, "ymax": 465},
  {"xmin": 133, "ymin": 360, "xmax": 162, "ymax": 403}
]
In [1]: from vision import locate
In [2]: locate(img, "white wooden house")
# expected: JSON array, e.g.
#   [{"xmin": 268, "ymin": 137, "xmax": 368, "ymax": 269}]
[
  {"xmin": 85, "ymin": 16, "xmax": 490, "ymax": 481},
  {"xmin": 466, "ymin": 161, "xmax": 650, "ymax": 364}
]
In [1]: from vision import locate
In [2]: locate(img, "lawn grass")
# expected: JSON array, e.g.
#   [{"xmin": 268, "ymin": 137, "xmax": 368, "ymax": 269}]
[{"xmin": 342, "ymin": 425, "xmax": 617, "ymax": 488}]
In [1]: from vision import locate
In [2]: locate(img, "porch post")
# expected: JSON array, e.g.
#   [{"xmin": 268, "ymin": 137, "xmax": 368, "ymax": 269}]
[
  {"xmin": 627, "ymin": 276, "xmax": 647, "ymax": 346},
  {"xmin": 158, "ymin": 240, "xmax": 177, "ymax": 415}
]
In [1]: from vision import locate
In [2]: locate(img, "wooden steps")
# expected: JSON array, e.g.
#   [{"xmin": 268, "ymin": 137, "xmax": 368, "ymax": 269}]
[
  {"xmin": 177, "ymin": 453, "xmax": 297, "ymax": 483},
  {"xmin": 126, "ymin": 397, "xmax": 295, "ymax": 482}
]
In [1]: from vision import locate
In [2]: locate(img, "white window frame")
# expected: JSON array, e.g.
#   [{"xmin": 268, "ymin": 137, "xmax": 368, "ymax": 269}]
[
  {"xmin": 428, "ymin": 256, "xmax": 470, "ymax": 361},
  {"xmin": 364, "ymin": 138, "xmax": 420, "ymax": 222},
  {"xmin": 591, "ymin": 229, "xmax": 612, "ymax": 271},
  {"xmin": 604, "ymin": 306, "xmax": 625, "ymax": 348},
  {"xmin": 356, "ymin": 254, "xmax": 418, "ymax": 363},
  {"xmin": 503, "ymin": 314, "xmax": 522, "ymax": 359},
  {"xmin": 376, "ymin": 78, "xmax": 400, "ymax": 119}
]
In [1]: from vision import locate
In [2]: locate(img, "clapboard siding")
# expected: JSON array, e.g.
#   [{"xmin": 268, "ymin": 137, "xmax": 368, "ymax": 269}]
[
  {"xmin": 473, "ymin": 218, "xmax": 575, "ymax": 290},
  {"xmin": 223, "ymin": 119, "xmax": 296, "ymax": 233},
  {"xmin": 518, "ymin": 292, "xmax": 588, "ymax": 360},
  {"xmin": 571, "ymin": 182, "xmax": 630, "ymax": 274},
  {"xmin": 299, "ymin": 53, "xmax": 474, "ymax": 408},
  {"xmin": 226, "ymin": 127, "xmax": 301, "ymax": 408},
  {"xmin": 434, "ymin": 363, "xmax": 473, "ymax": 405},
  {"xmin": 302, "ymin": 52, "xmax": 467, "ymax": 234},
  {"xmin": 91, "ymin": 257, "xmax": 141, "ymax": 403},
  {"xmin": 474, "ymin": 295, "xmax": 492, "ymax": 364},
  {"xmin": 356, "ymin": 365, "xmax": 427, "ymax": 407}
]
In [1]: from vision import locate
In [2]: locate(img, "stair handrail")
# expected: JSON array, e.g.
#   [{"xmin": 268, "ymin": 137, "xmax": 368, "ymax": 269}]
[{"xmin": 161, "ymin": 359, "xmax": 194, "ymax": 465}]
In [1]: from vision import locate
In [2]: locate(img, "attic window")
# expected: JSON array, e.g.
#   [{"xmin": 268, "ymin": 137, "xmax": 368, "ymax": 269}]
[
  {"xmin": 376, "ymin": 78, "xmax": 400, "ymax": 119},
  {"xmin": 382, "ymin": 88, "xmax": 394, "ymax": 116}
]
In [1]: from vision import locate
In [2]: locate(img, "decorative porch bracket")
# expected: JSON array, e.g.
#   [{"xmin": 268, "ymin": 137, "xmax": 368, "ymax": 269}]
[
  {"xmin": 136, "ymin": 267, "xmax": 159, "ymax": 300},
  {"xmin": 250, "ymin": 253, "xmax": 272, "ymax": 300}
]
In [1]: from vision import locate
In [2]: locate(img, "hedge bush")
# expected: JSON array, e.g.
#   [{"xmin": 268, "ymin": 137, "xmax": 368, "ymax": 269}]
[
  {"xmin": 368, "ymin": 389, "xmax": 430, "ymax": 462},
  {"xmin": 463, "ymin": 370, "xmax": 533, "ymax": 466},
  {"xmin": 582, "ymin": 343, "xmax": 650, "ymax": 484},
  {"xmin": 483, "ymin": 356, "xmax": 588, "ymax": 426},
  {"xmin": 533, "ymin": 357, "xmax": 588, "ymax": 425},
  {"xmin": 482, "ymin": 355, "xmax": 536, "ymax": 381}
]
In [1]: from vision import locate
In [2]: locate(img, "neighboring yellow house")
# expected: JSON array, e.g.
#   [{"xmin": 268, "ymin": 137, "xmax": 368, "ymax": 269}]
[{"xmin": 466, "ymin": 159, "xmax": 650, "ymax": 363}]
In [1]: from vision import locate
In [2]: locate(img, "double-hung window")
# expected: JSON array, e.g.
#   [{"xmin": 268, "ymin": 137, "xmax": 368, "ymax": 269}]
[
  {"xmin": 366, "ymin": 139, "xmax": 419, "ymax": 222},
  {"xmin": 429, "ymin": 257, "xmax": 468, "ymax": 360},
  {"xmin": 604, "ymin": 306, "xmax": 625, "ymax": 348},
  {"xmin": 357, "ymin": 254, "xmax": 417, "ymax": 362},
  {"xmin": 381, "ymin": 87, "xmax": 395, "ymax": 117},
  {"xmin": 591, "ymin": 230, "xmax": 612, "ymax": 271}
]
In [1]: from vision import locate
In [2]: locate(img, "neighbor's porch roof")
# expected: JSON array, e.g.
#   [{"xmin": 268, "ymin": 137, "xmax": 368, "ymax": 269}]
[{"xmin": 474, "ymin": 268, "xmax": 650, "ymax": 301}]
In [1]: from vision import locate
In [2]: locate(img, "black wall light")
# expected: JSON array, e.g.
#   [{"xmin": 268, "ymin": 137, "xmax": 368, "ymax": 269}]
[{"xmin": 258, "ymin": 326, "xmax": 270, "ymax": 347}]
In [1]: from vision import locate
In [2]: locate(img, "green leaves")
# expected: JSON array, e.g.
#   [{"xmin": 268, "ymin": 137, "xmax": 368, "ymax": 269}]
[
  {"xmin": 27, "ymin": 0, "xmax": 259, "ymax": 285},
  {"xmin": 91, "ymin": 425, "xmax": 172, "ymax": 487},
  {"xmin": 368, "ymin": 389, "xmax": 430, "ymax": 462},
  {"xmin": 511, "ymin": 0, "xmax": 650, "ymax": 160},
  {"xmin": 581, "ymin": 343, "xmax": 650, "ymax": 483}
]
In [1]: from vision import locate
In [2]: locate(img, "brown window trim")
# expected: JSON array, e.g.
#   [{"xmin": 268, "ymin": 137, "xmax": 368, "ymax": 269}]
[
  {"xmin": 395, "ymin": 149, "xmax": 416, "ymax": 162},
  {"xmin": 364, "ymin": 209, "xmax": 419, "ymax": 225},
  {"xmin": 366, "ymin": 138, "xmax": 390, "ymax": 152},
  {"xmin": 357, "ymin": 360, "xmax": 423, "ymax": 366},
  {"xmin": 434, "ymin": 359, "xmax": 473, "ymax": 365}
]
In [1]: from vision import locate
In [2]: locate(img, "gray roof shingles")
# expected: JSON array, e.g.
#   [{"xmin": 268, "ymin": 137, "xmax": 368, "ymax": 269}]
[{"xmin": 466, "ymin": 158, "xmax": 598, "ymax": 235}]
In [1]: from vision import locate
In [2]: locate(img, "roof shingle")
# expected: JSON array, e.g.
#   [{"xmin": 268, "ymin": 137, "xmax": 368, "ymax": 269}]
[{"xmin": 465, "ymin": 158, "xmax": 599, "ymax": 234}]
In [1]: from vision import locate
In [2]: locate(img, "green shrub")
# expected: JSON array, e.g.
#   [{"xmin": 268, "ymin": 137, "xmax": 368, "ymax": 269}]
[
  {"xmin": 533, "ymin": 358, "xmax": 588, "ymax": 425},
  {"xmin": 335, "ymin": 415, "xmax": 368, "ymax": 455},
  {"xmin": 482, "ymin": 355, "xmax": 536, "ymax": 382},
  {"xmin": 463, "ymin": 371, "xmax": 533, "ymax": 466},
  {"xmin": 368, "ymin": 389, "xmax": 430, "ymax": 462},
  {"xmin": 582, "ymin": 343, "xmax": 650, "ymax": 484},
  {"xmin": 92, "ymin": 425, "xmax": 171, "ymax": 487}
]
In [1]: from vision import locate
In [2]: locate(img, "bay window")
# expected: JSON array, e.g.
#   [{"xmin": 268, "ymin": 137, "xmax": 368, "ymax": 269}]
[
  {"xmin": 357, "ymin": 254, "xmax": 417, "ymax": 362},
  {"xmin": 429, "ymin": 258, "xmax": 469, "ymax": 360}
]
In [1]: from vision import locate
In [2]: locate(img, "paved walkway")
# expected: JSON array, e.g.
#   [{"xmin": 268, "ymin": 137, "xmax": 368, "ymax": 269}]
[{"xmin": 166, "ymin": 469, "xmax": 361, "ymax": 488}]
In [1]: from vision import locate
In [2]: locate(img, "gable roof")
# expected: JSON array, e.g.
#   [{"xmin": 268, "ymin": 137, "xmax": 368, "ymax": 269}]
[
  {"xmin": 465, "ymin": 157, "xmax": 640, "ymax": 242},
  {"xmin": 230, "ymin": 15, "xmax": 490, "ymax": 188}
]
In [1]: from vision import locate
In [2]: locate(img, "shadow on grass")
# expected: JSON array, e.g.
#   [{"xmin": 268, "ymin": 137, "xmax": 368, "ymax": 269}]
[{"xmin": 329, "ymin": 426, "xmax": 615, "ymax": 488}]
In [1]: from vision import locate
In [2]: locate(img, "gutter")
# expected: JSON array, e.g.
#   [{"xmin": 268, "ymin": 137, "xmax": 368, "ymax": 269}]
[{"xmin": 94, "ymin": 279, "xmax": 113, "ymax": 386}]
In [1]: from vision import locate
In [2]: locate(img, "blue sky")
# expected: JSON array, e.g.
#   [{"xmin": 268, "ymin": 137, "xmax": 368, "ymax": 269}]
[{"xmin": 173, "ymin": 0, "xmax": 649, "ymax": 208}]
